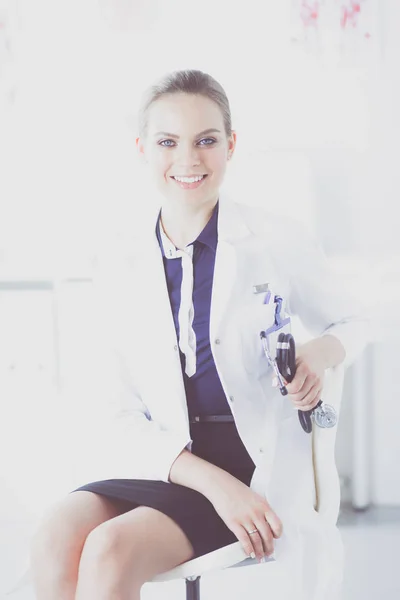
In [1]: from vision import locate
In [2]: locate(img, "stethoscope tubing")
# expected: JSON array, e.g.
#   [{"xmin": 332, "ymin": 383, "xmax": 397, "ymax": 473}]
[{"xmin": 276, "ymin": 332, "xmax": 315, "ymax": 434}]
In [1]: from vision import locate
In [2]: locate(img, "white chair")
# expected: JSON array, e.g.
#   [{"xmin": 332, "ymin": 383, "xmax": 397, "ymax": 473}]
[
  {"xmin": 149, "ymin": 542, "xmax": 272, "ymax": 600},
  {"xmin": 5, "ymin": 366, "xmax": 345, "ymax": 600},
  {"xmin": 4, "ymin": 544, "xmax": 270, "ymax": 600},
  {"xmin": 147, "ymin": 365, "xmax": 346, "ymax": 600}
]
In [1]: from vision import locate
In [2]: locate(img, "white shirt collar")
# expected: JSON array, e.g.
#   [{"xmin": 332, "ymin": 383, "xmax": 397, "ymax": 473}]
[{"xmin": 158, "ymin": 218, "xmax": 194, "ymax": 260}]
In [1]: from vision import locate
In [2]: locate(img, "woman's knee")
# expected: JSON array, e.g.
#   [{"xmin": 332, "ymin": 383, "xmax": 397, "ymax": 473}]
[
  {"xmin": 74, "ymin": 518, "xmax": 145, "ymax": 599},
  {"xmin": 30, "ymin": 491, "xmax": 125, "ymax": 570},
  {"xmin": 79, "ymin": 518, "xmax": 139, "ymax": 570},
  {"xmin": 79, "ymin": 506, "xmax": 195, "ymax": 585},
  {"xmin": 30, "ymin": 503, "xmax": 83, "ymax": 574}
]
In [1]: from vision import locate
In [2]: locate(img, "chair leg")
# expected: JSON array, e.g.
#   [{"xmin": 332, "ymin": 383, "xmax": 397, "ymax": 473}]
[{"xmin": 185, "ymin": 576, "xmax": 201, "ymax": 600}]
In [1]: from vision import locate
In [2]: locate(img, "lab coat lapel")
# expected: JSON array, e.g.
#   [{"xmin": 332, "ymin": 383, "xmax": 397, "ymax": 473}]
[
  {"xmin": 136, "ymin": 233, "xmax": 177, "ymax": 344},
  {"xmin": 209, "ymin": 239, "xmax": 237, "ymax": 342},
  {"xmin": 115, "ymin": 211, "xmax": 177, "ymax": 349},
  {"xmin": 118, "ymin": 219, "xmax": 191, "ymax": 421},
  {"xmin": 210, "ymin": 192, "xmax": 251, "ymax": 338}
]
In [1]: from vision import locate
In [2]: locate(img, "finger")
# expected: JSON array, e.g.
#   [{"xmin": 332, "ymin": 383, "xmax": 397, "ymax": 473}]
[
  {"xmin": 272, "ymin": 375, "xmax": 288, "ymax": 388},
  {"xmin": 294, "ymin": 386, "xmax": 322, "ymax": 411},
  {"xmin": 287, "ymin": 374, "xmax": 316, "ymax": 404},
  {"xmin": 230, "ymin": 523, "xmax": 258, "ymax": 560},
  {"xmin": 285, "ymin": 364, "xmax": 310, "ymax": 396},
  {"xmin": 292, "ymin": 383, "xmax": 318, "ymax": 407},
  {"xmin": 253, "ymin": 519, "xmax": 274, "ymax": 557},
  {"xmin": 271, "ymin": 526, "xmax": 282, "ymax": 539},
  {"xmin": 243, "ymin": 525, "xmax": 265, "ymax": 561},
  {"xmin": 264, "ymin": 507, "xmax": 283, "ymax": 539},
  {"xmin": 296, "ymin": 399, "xmax": 320, "ymax": 412}
]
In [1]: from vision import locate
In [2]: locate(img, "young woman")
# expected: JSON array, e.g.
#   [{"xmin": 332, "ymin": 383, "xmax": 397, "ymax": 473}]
[{"xmin": 29, "ymin": 69, "xmax": 369, "ymax": 600}]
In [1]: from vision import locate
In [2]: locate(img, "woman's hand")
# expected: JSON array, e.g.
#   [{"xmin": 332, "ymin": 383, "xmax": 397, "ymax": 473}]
[
  {"xmin": 287, "ymin": 340, "xmax": 327, "ymax": 411},
  {"xmin": 207, "ymin": 471, "xmax": 283, "ymax": 563},
  {"xmin": 273, "ymin": 338, "xmax": 327, "ymax": 412},
  {"xmin": 272, "ymin": 335, "xmax": 346, "ymax": 411}
]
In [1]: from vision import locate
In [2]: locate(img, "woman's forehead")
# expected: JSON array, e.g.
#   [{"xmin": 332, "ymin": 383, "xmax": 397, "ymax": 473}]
[{"xmin": 147, "ymin": 94, "xmax": 224, "ymax": 133}]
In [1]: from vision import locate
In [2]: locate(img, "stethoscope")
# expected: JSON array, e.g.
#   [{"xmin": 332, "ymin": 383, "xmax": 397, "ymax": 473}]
[{"xmin": 259, "ymin": 296, "xmax": 338, "ymax": 433}]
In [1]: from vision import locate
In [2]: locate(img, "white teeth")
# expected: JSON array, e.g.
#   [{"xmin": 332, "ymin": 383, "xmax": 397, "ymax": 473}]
[{"xmin": 173, "ymin": 175, "xmax": 204, "ymax": 183}]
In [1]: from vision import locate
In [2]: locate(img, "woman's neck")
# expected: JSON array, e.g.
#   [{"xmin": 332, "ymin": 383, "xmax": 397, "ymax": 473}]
[{"xmin": 160, "ymin": 198, "xmax": 217, "ymax": 250}]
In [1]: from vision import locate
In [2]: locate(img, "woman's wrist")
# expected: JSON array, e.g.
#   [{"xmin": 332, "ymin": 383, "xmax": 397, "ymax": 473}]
[{"xmin": 302, "ymin": 334, "xmax": 346, "ymax": 370}]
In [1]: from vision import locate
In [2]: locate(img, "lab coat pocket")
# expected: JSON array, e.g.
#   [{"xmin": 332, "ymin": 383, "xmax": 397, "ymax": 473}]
[{"xmin": 239, "ymin": 303, "xmax": 276, "ymax": 377}]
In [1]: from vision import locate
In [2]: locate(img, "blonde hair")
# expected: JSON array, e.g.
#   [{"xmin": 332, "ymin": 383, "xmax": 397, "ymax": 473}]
[{"xmin": 137, "ymin": 69, "xmax": 232, "ymax": 139}]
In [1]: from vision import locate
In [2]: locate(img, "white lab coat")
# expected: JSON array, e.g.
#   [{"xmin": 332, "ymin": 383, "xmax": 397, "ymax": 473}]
[
  {"xmin": 14, "ymin": 192, "xmax": 370, "ymax": 599},
  {"xmin": 76, "ymin": 191, "xmax": 369, "ymax": 599}
]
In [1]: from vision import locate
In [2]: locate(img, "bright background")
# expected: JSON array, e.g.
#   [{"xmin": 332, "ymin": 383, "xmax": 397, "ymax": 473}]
[{"xmin": 0, "ymin": 1, "xmax": 399, "ymax": 598}]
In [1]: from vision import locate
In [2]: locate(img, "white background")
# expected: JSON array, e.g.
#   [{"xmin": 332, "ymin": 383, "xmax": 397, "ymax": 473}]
[{"xmin": 0, "ymin": 0, "xmax": 399, "ymax": 597}]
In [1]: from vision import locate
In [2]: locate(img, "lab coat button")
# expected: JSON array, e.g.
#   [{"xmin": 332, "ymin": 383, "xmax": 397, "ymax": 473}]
[
  {"xmin": 215, "ymin": 338, "xmax": 221, "ymax": 345},
  {"xmin": 229, "ymin": 396, "xmax": 235, "ymax": 402},
  {"xmin": 259, "ymin": 447, "xmax": 264, "ymax": 454},
  {"xmin": 174, "ymin": 344, "xmax": 178, "ymax": 351}
]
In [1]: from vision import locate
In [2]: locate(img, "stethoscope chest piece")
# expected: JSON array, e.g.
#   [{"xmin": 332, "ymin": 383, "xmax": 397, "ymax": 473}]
[{"xmin": 313, "ymin": 403, "xmax": 337, "ymax": 429}]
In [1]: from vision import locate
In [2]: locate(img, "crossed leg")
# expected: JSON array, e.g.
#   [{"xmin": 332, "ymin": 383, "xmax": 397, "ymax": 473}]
[
  {"xmin": 75, "ymin": 504, "xmax": 195, "ymax": 599},
  {"xmin": 30, "ymin": 490, "xmax": 196, "ymax": 600}
]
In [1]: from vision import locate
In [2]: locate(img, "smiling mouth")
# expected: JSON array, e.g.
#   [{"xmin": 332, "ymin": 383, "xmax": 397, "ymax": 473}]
[{"xmin": 171, "ymin": 175, "xmax": 208, "ymax": 182}]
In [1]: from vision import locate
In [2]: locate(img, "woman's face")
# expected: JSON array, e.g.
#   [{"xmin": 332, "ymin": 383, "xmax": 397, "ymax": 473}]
[{"xmin": 136, "ymin": 93, "xmax": 236, "ymax": 209}]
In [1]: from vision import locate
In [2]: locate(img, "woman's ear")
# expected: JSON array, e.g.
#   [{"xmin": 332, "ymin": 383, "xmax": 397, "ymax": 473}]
[
  {"xmin": 227, "ymin": 130, "xmax": 237, "ymax": 161},
  {"xmin": 136, "ymin": 137, "xmax": 147, "ymax": 163}
]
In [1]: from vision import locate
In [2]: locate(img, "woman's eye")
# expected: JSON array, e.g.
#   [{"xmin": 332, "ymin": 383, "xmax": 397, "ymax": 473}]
[
  {"xmin": 159, "ymin": 139, "xmax": 175, "ymax": 147},
  {"xmin": 198, "ymin": 137, "xmax": 216, "ymax": 145}
]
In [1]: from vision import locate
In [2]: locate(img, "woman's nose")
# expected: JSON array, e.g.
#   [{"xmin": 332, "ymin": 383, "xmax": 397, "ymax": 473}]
[{"xmin": 175, "ymin": 144, "xmax": 201, "ymax": 166}]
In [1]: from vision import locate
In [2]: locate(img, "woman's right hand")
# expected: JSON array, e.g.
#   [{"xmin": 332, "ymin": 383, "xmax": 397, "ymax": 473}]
[{"xmin": 207, "ymin": 471, "xmax": 283, "ymax": 562}]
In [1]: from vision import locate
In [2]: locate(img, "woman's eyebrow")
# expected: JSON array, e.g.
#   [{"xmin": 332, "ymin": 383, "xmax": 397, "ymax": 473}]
[{"xmin": 154, "ymin": 128, "xmax": 221, "ymax": 138}]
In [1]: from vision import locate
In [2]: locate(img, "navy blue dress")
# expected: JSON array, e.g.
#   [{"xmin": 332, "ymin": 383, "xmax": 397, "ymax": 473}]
[{"xmin": 70, "ymin": 203, "xmax": 256, "ymax": 559}]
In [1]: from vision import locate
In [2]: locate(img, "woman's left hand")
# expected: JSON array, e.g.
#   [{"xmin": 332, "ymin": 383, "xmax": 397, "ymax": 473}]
[{"xmin": 273, "ymin": 340, "xmax": 326, "ymax": 412}]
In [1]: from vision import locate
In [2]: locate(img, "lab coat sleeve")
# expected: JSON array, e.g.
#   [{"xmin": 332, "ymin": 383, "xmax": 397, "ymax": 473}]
[
  {"xmin": 89, "ymin": 241, "xmax": 191, "ymax": 484},
  {"xmin": 281, "ymin": 219, "xmax": 372, "ymax": 369}
]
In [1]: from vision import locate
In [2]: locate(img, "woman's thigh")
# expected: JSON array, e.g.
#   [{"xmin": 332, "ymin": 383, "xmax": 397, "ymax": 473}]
[
  {"xmin": 30, "ymin": 490, "xmax": 134, "ymax": 570},
  {"xmin": 77, "ymin": 505, "xmax": 196, "ymax": 589}
]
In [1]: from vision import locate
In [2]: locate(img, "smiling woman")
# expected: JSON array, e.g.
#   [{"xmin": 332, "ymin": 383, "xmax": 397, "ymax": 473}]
[
  {"xmin": 134, "ymin": 70, "xmax": 236, "ymax": 248},
  {"xmin": 28, "ymin": 68, "xmax": 369, "ymax": 600}
]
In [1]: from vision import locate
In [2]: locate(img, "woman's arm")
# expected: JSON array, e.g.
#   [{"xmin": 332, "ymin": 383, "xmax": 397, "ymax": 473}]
[
  {"xmin": 278, "ymin": 333, "xmax": 346, "ymax": 412},
  {"xmin": 280, "ymin": 219, "xmax": 372, "ymax": 369},
  {"xmin": 168, "ymin": 448, "xmax": 231, "ymax": 492},
  {"xmin": 169, "ymin": 448, "xmax": 284, "ymax": 564},
  {"xmin": 271, "ymin": 218, "xmax": 371, "ymax": 411},
  {"xmin": 300, "ymin": 334, "xmax": 346, "ymax": 370}
]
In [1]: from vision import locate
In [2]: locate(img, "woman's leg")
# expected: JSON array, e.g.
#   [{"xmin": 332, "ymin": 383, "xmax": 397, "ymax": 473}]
[
  {"xmin": 74, "ymin": 505, "xmax": 196, "ymax": 600},
  {"xmin": 30, "ymin": 490, "xmax": 133, "ymax": 600}
]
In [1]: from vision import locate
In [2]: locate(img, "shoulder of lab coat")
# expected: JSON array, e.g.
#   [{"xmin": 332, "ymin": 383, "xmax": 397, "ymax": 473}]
[{"xmin": 233, "ymin": 201, "xmax": 372, "ymax": 369}]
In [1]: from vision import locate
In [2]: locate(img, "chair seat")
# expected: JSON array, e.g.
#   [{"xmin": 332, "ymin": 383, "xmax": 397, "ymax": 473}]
[
  {"xmin": 150, "ymin": 540, "xmax": 275, "ymax": 583},
  {"xmin": 6, "ymin": 543, "xmax": 275, "ymax": 595}
]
